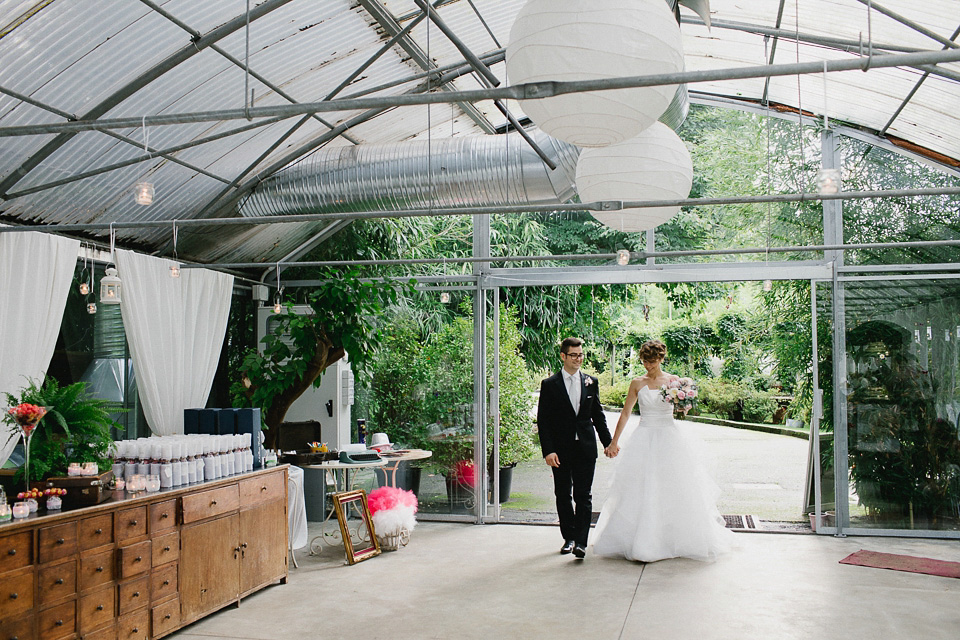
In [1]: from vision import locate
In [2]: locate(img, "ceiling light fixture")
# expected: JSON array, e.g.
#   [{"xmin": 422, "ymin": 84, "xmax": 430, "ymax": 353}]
[
  {"xmin": 273, "ymin": 263, "xmax": 283, "ymax": 313},
  {"xmin": 134, "ymin": 116, "xmax": 154, "ymax": 205},
  {"xmin": 440, "ymin": 292, "xmax": 451, "ymax": 304},
  {"xmin": 100, "ymin": 224, "xmax": 122, "ymax": 304},
  {"xmin": 170, "ymin": 222, "xmax": 180, "ymax": 278},
  {"xmin": 616, "ymin": 249, "xmax": 630, "ymax": 266}
]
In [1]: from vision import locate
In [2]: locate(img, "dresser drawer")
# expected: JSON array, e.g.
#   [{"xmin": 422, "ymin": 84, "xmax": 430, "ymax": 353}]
[
  {"xmin": 79, "ymin": 586, "xmax": 115, "ymax": 634},
  {"xmin": 38, "ymin": 522, "xmax": 78, "ymax": 565},
  {"xmin": 0, "ymin": 613, "xmax": 33, "ymax": 640},
  {"xmin": 151, "ymin": 563, "xmax": 178, "ymax": 602},
  {"xmin": 116, "ymin": 507, "xmax": 147, "ymax": 543},
  {"xmin": 80, "ymin": 513, "xmax": 115, "ymax": 551},
  {"xmin": 151, "ymin": 531, "xmax": 179, "ymax": 568},
  {"xmin": 80, "ymin": 548, "xmax": 116, "ymax": 591},
  {"xmin": 148, "ymin": 499, "xmax": 177, "ymax": 534},
  {"xmin": 151, "ymin": 598, "xmax": 180, "ymax": 637},
  {"xmin": 239, "ymin": 471, "xmax": 285, "ymax": 507},
  {"xmin": 118, "ymin": 576, "xmax": 149, "ymax": 616},
  {"xmin": 0, "ymin": 532, "xmax": 33, "ymax": 573},
  {"xmin": 118, "ymin": 541, "xmax": 151, "ymax": 580},
  {"xmin": 38, "ymin": 559, "xmax": 77, "ymax": 605},
  {"xmin": 181, "ymin": 485, "xmax": 239, "ymax": 524},
  {"xmin": 0, "ymin": 570, "xmax": 34, "ymax": 620},
  {"xmin": 82, "ymin": 622, "xmax": 116, "ymax": 640},
  {"xmin": 37, "ymin": 599, "xmax": 75, "ymax": 640},
  {"xmin": 118, "ymin": 608, "xmax": 150, "ymax": 640}
]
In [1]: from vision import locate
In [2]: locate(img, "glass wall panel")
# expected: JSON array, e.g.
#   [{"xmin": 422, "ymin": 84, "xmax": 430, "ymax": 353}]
[{"xmin": 843, "ymin": 276, "xmax": 960, "ymax": 531}]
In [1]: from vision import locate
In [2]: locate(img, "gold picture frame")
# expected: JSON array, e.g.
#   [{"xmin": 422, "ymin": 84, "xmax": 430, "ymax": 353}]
[{"xmin": 332, "ymin": 489, "xmax": 381, "ymax": 565}]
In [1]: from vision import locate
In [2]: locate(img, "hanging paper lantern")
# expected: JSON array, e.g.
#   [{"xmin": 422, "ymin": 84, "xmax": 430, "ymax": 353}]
[
  {"xmin": 576, "ymin": 122, "xmax": 692, "ymax": 232},
  {"xmin": 506, "ymin": 0, "xmax": 684, "ymax": 148}
]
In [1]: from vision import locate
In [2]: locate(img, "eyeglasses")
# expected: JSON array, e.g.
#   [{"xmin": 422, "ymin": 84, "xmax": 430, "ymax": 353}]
[{"xmin": 563, "ymin": 352, "xmax": 585, "ymax": 360}]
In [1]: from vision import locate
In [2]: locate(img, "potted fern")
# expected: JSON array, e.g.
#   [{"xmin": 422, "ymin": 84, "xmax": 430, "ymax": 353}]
[{"xmin": 4, "ymin": 378, "xmax": 121, "ymax": 486}]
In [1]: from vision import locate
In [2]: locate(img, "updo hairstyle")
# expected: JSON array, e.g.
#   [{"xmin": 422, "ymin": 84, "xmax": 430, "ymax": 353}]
[{"xmin": 638, "ymin": 339, "xmax": 667, "ymax": 362}]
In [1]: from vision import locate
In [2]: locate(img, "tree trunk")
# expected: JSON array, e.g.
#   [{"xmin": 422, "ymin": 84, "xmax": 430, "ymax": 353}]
[{"xmin": 261, "ymin": 342, "xmax": 345, "ymax": 449}]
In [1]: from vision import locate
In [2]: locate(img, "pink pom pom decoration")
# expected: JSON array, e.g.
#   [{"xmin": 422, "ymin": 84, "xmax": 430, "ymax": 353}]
[{"xmin": 367, "ymin": 486, "xmax": 418, "ymax": 515}]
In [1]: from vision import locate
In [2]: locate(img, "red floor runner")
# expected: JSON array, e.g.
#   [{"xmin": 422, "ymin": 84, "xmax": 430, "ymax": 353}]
[{"xmin": 840, "ymin": 549, "xmax": 960, "ymax": 578}]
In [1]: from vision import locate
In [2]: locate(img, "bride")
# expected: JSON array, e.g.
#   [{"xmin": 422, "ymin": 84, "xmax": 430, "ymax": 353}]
[{"xmin": 593, "ymin": 339, "xmax": 732, "ymax": 562}]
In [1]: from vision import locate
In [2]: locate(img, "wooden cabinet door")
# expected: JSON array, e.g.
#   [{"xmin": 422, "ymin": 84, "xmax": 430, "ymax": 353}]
[
  {"xmin": 239, "ymin": 499, "xmax": 287, "ymax": 594},
  {"xmin": 179, "ymin": 514, "xmax": 240, "ymax": 623}
]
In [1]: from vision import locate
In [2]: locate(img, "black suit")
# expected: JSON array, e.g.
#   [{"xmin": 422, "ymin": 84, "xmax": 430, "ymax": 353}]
[{"xmin": 537, "ymin": 371, "xmax": 611, "ymax": 547}]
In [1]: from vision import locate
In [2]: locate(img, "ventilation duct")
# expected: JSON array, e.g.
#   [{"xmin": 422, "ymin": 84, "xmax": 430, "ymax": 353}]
[{"xmin": 241, "ymin": 88, "xmax": 688, "ymax": 218}]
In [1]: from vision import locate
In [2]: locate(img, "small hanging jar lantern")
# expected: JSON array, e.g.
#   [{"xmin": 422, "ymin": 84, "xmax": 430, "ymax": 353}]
[{"xmin": 100, "ymin": 267, "xmax": 122, "ymax": 304}]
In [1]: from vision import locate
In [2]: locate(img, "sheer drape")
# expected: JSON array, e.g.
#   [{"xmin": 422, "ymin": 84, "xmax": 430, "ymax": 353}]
[
  {"xmin": 115, "ymin": 250, "xmax": 233, "ymax": 436},
  {"xmin": 0, "ymin": 232, "xmax": 80, "ymax": 466}
]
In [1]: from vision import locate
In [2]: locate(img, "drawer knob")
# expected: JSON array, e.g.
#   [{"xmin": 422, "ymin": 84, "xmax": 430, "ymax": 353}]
[
  {"xmin": 96, "ymin": 566, "xmax": 104, "ymax": 572},
  {"xmin": 161, "ymin": 512, "xmax": 169, "ymax": 519},
  {"xmin": 163, "ymin": 579, "xmax": 170, "ymax": 586},
  {"xmin": 135, "ymin": 556, "xmax": 142, "ymax": 562},
  {"xmin": 133, "ymin": 591, "xmax": 140, "ymax": 597},
  {"xmin": 130, "ymin": 519, "xmax": 138, "ymax": 526},
  {"xmin": 56, "ymin": 538, "xmax": 65, "ymax": 544},
  {"xmin": 55, "ymin": 619, "xmax": 63, "ymax": 626},
  {"xmin": 96, "ymin": 604, "xmax": 104, "ymax": 611},
  {"xmin": 210, "ymin": 500, "xmax": 217, "ymax": 506},
  {"xmin": 164, "ymin": 614, "xmax": 171, "ymax": 620},
  {"xmin": 133, "ymin": 627, "xmax": 139, "ymax": 633},
  {"xmin": 163, "ymin": 546, "xmax": 171, "ymax": 552},
  {"xmin": 261, "ymin": 485, "xmax": 268, "ymax": 491},
  {"xmin": 7, "ymin": 549, "xmax": 15, "ymax": 555},
  {"xmin": 95, "ymin": 528, "xmax": 103, "ymax": 534},
  {"xmin": 9, "ymin": 592, "xmax": 17, "ymax": 599},
  {"xmin": 55, "ymin": 578, "xmax": 64, "ymax": 585}
]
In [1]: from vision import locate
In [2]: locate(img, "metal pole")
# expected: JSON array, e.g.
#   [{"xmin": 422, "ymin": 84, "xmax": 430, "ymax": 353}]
[{"xmin": 4, "ymin": 48, "xmax": 960, "ymax": 137}]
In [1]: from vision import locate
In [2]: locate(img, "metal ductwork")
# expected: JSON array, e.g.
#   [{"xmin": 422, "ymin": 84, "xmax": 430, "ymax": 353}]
[{"xmin": 241, "ymin": 88, "xmax": 688, "ymax": 218}]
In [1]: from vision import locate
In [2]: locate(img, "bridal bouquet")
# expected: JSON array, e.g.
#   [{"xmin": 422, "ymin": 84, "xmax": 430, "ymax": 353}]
[{"xmin": 660, "ymin": 378, "xmax": 698, "ymax": 413}]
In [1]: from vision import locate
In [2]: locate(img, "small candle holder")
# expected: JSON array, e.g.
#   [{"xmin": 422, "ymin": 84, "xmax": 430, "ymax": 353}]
[
  {"xmin": 25, "ymin": 498, "xmax": 38, "ymax": 513},
  {"xmin": 112, "ymin": 477, "xmax": 126, "ymax": 491},
  {"xmin": 12, "ymin": 502, "xmax": 30, "ymax": 518},
  {"xmin": 67, "ymin": 462, "xmax": 83, "ymax": 476},
  {"xmin": 81, "ymin": 461, "xmax": 99, "ymax": 476},
  {"xmin": 46, "ymin": 495, "xmax": 62, "ymax": 510},
  {"xmin": 145, "ymin": 475, "xmax": 161, "ymax": 492},
  {"xmin": 0, "ymin": 503, "xmax": 11, "ymax": 521},
  {"xmin": 128, "ymin": 474, "xmax": 145, "ymax": 493}
]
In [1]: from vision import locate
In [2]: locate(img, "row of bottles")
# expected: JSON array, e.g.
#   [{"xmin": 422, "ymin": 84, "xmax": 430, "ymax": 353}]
[{"xmin": 111, "ymin": 434, "xmax": 254, "ymax": 489}]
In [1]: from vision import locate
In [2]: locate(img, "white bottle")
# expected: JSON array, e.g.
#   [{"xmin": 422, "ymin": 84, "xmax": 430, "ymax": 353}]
[{"xmin": 159, "ymin": 443, "xmax": 173, "ymax": 489}]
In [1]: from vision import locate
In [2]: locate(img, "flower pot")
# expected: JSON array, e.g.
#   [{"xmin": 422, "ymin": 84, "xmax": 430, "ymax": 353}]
[
  {"xmin": 808, "ymin": 511, "xmax": 835, "ymax": 532},
  {"xmin": 375, "ymin": 462, "xmax": 422, "ymax": 496},
  {"xmin": 490, "ymin": 464, "xmax": 516, "ymax": 503}
]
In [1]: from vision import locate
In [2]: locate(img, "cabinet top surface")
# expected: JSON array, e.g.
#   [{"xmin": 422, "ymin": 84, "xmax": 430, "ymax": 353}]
[{"xmin": 1, "ymin": 465, "xmax": 288, "ymax": 535}]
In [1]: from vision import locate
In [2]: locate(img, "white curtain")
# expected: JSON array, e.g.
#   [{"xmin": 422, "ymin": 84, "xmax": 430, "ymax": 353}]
[
  {"xmin": 115, "ymin": 249, "xmax": 233, "ymax": 436},
  {"xmin": 0, "ymin": 232, "xmax": 81, "ymax": 466}
]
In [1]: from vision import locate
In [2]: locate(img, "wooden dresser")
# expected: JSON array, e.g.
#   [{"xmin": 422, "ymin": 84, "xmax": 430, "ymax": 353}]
[{"xmin": 0, "ymin": 466, "xmax": 288, "ymax": 640}]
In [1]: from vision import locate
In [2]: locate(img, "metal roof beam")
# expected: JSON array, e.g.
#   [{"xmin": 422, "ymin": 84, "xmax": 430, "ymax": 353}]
[
  {"xmin": 4, "ymin": 47, "xmax": 960, "ymax": 138},
  {"xmin": 411, "ymin": 0, "xmax": 556, "ymax": 169},
  {"xmin": 881, "ymin": 23, "xmax": 960, "ymax": 134},
  {"xmin": 339, "ymin": 49, "xmax": 505, "ymax": 100},
  {"xmin": 0, "ymin": 84, "xmax": 76, "ymax": 121},
  {"xmin": 137, "ymin": 0, "xmax": 359, "ymax": 145},
  {"xmin": 357, "ymin": 0, "xmax": 496, "ymax": 134},
  {"xmin": 4, "ymin": 184, "xmax": 958, "ymax": 233},
  {"xmin": 5, "ymin": 117, "xmax": 287, "ymax": 199},
  {"xmin": 0, "ymin": 0, "xmax": 298, "ymax": 199},
  {"xmin": 852, "ymin": 0, "xmax": 960, "ymax": 50},
  {"xmin": 760, "ymin": 0, "xmax": 788, "ymax": 105}
]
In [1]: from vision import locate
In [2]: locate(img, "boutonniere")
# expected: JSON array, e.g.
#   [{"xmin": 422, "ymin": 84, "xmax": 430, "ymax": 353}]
[{"xmin": 584, "ymin": 377, "xmax": 595, "ymax": 387}]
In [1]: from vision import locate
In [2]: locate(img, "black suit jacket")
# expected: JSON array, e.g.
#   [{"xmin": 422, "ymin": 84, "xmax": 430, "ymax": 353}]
[{"xmin": 537, "ymin": 371, "xmax": 611, "ymax": 460}]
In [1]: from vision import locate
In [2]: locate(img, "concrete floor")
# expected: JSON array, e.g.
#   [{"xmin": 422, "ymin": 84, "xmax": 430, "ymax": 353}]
[{"xmin": 171, "ymin": 521, "xmax": 960, "ymax": 640}]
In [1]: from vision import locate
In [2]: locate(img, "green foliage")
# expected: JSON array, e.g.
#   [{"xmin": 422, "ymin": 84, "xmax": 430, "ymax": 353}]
[
  {"xmin": 741, "ymin": 389, "xmax": 778, "ymax": 423},
  {"xmin": 368, "ymin": 312, "xmax": 427, "ymax": 449},
  {"xmin": 662, "ymin": 323, "xmax": 714, "ymax": 375},
  {"xmin": 597, "ymin": 372, "xmax": 631, "ymax": 408},
  {"xmin": 4, "ymin": 378, "xmax": 121, "ymax": 483},
  {"xmin": 697, "ymin": 377, "xmax": 777, "ymax": 423}
]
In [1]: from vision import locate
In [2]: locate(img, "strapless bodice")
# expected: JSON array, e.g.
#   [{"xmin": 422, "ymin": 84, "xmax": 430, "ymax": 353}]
[{"xmin": 637, "ymin": 387, "xmax": 674, "ymax": 420}]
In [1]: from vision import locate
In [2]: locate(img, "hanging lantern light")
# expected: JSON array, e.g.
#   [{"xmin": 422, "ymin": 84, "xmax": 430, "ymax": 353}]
[
  {"xmin": 100, "ymin": 267, "xmax": 122, "ymax": 304},
  {"xmin": 169, "ymin": 264, "xmax": 180, "ymax": 278},
  {"xmin": 506, "ymin": 0, "xmax": 684, "ymax": 147},
  {"xmin": 816, "ymin": 168, "xmax": 842, "ymax": 195},
  {"xmin": 616, "ymin": 249, "xmax": 631, "ymax": 266},
  {"xmin": 87, "ymin": 302, "xmax": 97, "ymax": 314},
  {"xmin": 763, "ymin": 279, "xmax": 773, "ymax": 292},
  {"xmin": 440, "ymin": 292, "xmax": 452, "ymax": 304},
  {"xmin": 79, "ymin": 281, "xmax": 90, "ymax": 295},
  {"xmin": 273, "ymin": 293, "xmax": 283, "ymax": 314},
  {"xmin": 134, "ymin": 181, "xmax": 154, "ymax": 205},
  {"xmin": 576, "ymin": 122, "xmax": 692, "ymax": 232}
]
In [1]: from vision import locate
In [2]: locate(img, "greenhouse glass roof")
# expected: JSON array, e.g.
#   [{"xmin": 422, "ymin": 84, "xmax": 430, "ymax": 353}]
[{"xmin": 0, "ymin": 0, "xmax": 957, "ymax": 268}]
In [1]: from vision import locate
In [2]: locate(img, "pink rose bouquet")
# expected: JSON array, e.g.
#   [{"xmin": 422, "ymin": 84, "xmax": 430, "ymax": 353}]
[{"xmin": 660, "ymin": 377, "xmax": 698, "ymax": 413}]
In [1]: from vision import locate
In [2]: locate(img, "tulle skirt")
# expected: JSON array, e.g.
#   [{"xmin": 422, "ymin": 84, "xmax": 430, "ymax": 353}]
[{"xmin": 593, "ymin": 416, "xmax": 733, "ymax": 563}]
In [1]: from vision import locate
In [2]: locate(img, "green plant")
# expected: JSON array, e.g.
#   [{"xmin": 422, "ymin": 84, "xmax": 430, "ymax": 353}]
[
  {"xmin": 4, "ymin": 378, "xmax": 121, "ymax": 483},
  {"xmin": 597, "ymin": 372, "xmax": 631, "ymax": 408},
  {"xmin": 740, "ymin": 388, "xmax": 778, "ymax": 423}
]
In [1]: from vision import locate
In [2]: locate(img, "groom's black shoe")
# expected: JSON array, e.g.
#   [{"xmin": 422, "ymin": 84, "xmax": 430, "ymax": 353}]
[
  {"xmin": 560, "ymin": 540, "xmax": 576, "ymax": 555},
  {"xmin": 573, "ymin": 543, "xmax": 586, "ymax": 559}
]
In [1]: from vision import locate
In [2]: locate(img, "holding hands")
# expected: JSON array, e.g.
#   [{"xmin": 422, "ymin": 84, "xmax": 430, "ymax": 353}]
[{"xmin": 604, "ymin": 442, "xmax": 619, "ymax": 458}]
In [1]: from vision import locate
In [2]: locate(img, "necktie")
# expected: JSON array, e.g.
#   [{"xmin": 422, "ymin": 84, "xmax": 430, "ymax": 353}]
[{"xmin": 567, "ymin": 374, "xmax": 580, "ymax": 414}]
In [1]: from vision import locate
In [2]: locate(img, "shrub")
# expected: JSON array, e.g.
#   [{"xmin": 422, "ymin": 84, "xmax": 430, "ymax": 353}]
[
  {"xmin": 741, "ymin": 389, "xmax": 778, "ymax": 423},
  {"xmin": 697, "ymin": 378, "xmax": 743, "ymax": 419},
  {"xmin": 598, "ymin": 376, "xmax": 631, "ymax": 408}
]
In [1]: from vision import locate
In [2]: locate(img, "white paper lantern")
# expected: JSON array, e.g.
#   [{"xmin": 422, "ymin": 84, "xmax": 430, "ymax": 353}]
[
  {"xmin": 576, "ymin": 122, "xmax": 692, "ymax": 232},
  {"xmin": 506, "ymin": 0, "xmax": 684, "ymax": 148}
]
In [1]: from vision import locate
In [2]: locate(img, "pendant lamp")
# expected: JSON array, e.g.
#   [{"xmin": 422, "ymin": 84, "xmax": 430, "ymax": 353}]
[
  {"xmin": 506, "ymin": 0, "xmax": 684, "ymax": 147},
  {"xmin": 576, "ymin": 122, "xmax": 692, "ymax": 232}
]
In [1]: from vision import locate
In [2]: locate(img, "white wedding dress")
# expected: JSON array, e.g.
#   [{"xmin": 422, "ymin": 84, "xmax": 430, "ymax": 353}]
[{"xmin": 593, "ymin": 387, "xmax": 733, "ymax": 562}]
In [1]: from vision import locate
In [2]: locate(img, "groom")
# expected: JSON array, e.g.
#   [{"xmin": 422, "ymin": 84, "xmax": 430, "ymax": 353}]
[{"xmin": 538, "ymin": 337, "xmax": 611, "ymax": 559}]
